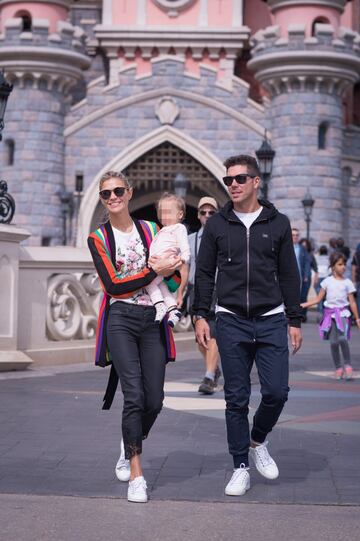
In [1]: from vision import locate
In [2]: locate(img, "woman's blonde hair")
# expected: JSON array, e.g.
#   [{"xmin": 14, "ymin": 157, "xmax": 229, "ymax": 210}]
[
  {"xmin": 156, "ymin": 191, "xmax": 186, "ymax": 218},
  {"xmin": 99, "ymin": 170, "xmax": 132, "ymax": 191}
]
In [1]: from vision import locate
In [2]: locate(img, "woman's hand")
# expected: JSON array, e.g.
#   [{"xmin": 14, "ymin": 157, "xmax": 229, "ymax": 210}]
[{"xmin": 148, "ymin": 255, "xmax": 182, "ymax": 276}]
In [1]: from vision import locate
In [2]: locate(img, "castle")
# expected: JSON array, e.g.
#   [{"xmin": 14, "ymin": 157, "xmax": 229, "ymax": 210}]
[{"xmin": 0, "ymin": 0, "xmax": 359, "ymax": 249}]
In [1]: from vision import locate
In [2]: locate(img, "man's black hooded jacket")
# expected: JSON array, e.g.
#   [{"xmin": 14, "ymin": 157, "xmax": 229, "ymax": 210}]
[{"xmin": 193, "ymin": 200, "xmax": 302, "ymax": 328}]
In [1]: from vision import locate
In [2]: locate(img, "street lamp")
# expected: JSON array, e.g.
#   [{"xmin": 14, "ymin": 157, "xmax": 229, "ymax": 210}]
[
  {"xmin": 0, "ymin": 70, "xmax": 14, "ymax": 224},
  {"xmin": 255, "ymin": 130, "xmax": 275, "ymax": 200},
  {"xmin": 301, "ymin": 189, "xmax": 315, "ymax": 240},
  {"xmin": 173, "ymin": 172, "xmax": 189, "ymax": 199}
]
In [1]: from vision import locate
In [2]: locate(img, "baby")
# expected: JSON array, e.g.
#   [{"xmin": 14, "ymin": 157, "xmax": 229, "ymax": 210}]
[{"xmin": 147, "ymin": 192, "xmax": 190, "ymax": 327}]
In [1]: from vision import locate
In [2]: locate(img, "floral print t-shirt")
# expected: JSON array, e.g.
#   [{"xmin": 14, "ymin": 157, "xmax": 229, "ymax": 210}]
[{"xmin": 110, "ymin": 224, "xmax": 153, "ymax": 306}]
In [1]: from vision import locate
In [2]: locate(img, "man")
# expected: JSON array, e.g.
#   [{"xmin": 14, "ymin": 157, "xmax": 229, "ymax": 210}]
[
  {"xmin": 188, "ymin": 196, "xmax": 221, "ymax": 395},
  {"xmin": 292, "ymin": 228, "xmax": 310, "ymax": 285},
  {"xmin": 193, "ymin": 154, "xmax": 302, "ymax": 496},
  {"xmin": 292, "ymin": 228, "xmax": 311, "ymax": 321}
]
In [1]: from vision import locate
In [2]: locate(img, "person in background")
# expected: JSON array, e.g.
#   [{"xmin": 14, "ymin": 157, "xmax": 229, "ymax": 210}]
[
  {"xmin": 314, "ymin": 245, "xmax": 330, "ymax": 319},
  {"xmin": 302, "ymin": 252, "xmax": 360, "ymax": 380},
  {"xmin": 299, "ymin": 238, "xmax": 318, "ymax": 322},
  {"xmin": 188, "ymin": 196, "xmax": 221, "ymax": 395},
  {"xmin": 351, "ymin": 243, "xmax": 360, "ymax": 319},
  {"xmin": 336, "ymin": 237, "xmax": 351, "ymax": 279},
  {"xmin": 292, "ymin": 229, "xmax": 311, "ymax": 322}
]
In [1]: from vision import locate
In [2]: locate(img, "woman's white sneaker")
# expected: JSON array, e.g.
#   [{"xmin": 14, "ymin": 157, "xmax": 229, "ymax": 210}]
[
  {"xmin": 250, "ymin": 441, "xmax": 279, "ymax": 480},
  {"xmin": 225, "ymin": 465, "xmax": 250, "ymax": 496},
  {"xmin": 115, "ymin": 438, "xmax": 130, "ymax": 482},
  {"xmin": 127, "ymin": 476, "xmax": 148, "ymax": 503}
]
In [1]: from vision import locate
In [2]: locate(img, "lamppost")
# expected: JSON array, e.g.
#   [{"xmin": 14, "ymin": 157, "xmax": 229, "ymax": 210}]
[
  {"xmin": 0, "ymin": 70, "xmax": 14, "ymax": 224},
  {"xmin": 301, "ymin": 189, "xmax": 315, "ymax": 240},
  {"xmin": 173, "ymin": 172, "xmax": 189, "ymax": 199},
  {"xmin": 255, "ymin": 130, "xmax": 275, "ymax": 200}
]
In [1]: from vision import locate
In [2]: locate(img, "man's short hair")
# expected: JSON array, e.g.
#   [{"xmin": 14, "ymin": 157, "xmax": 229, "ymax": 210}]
[{"xmin": 223, "ymin": 155, "xmax": 260, "ymax": 177}]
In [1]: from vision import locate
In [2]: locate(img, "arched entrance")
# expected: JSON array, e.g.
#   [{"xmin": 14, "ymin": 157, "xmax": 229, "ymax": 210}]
[
  {"xmin": 77, "ymin": 125, "xmax": 228, "ymax": 246},
  {"xmin": 90, "ymin": 141, "xmax": 228, "ymax": 233}
]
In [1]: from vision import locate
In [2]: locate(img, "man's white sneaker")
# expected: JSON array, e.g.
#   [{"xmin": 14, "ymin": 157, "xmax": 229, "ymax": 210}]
[
  {"xmin": 127, "ymin": 476, "xmax": 148, "ymax": 503},
  {"xmin": 115, "ymin": 438, "xmax": 130, "ymax": 482},
  {"xmin": 250, "ymin": 441, "xmax": 279, "ymax": 480},
  {"xmin": 225, "ymin": 465, "xmax": 250, "ymax": 496}
]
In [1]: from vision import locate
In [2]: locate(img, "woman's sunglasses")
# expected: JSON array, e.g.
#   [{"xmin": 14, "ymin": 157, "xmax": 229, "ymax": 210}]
[
  {"xmin": 223, "ymin": 174, "xmax": 256, "ymax": 187},
  {"xmin": 99, "ymin": 187, "xmax": 128, "ymax": 200},
  {"xmin": 199, "ymin": 210, "xmax": 215, "ymax": 216}
]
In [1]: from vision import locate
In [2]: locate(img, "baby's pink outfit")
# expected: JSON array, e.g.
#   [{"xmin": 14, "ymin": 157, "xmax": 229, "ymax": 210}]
[{"xmin": 147, "ymin": 223, "xmax": 190, "ymax": 324}]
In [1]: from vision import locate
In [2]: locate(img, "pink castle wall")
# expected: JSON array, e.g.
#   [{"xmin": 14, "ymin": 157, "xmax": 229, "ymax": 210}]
[
  {"xmin": 244, "ymin": 0, "xmax": 273, "ymax": 35},
  {"xmin": 274, "ymin": 6, "xmax": 340, "ymax": 36},
  {"xmin": 0, "ymin": 2, "xmax": 68, "ymax": 32}
]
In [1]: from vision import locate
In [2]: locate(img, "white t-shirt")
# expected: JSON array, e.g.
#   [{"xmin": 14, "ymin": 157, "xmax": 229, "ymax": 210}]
[
  {"xmin": 110, "ymin": 224, "xmax": 152, "ymax": 306},
  {"xmin": 216, "ymin": 206, "xmax": 284, "ymax": 317},
  {"xmin": 320, "ymin": 275, "xmax": 356, "ymax": 318}
]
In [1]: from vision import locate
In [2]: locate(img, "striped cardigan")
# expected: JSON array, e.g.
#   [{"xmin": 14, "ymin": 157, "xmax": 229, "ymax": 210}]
[{"xmin": 88, "ymin": 219, "xmax": 180, "ymax": 409}]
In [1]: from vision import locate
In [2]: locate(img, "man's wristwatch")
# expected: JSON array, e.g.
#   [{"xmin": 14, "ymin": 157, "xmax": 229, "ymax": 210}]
[{"xmin": 192, "ymin": 315, "xmax": 206, "ymax": 324}]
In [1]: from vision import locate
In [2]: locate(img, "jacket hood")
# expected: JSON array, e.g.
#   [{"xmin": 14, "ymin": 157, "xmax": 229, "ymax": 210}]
[{"xmin": 219, "ymin": 199, "xmax": 278, "ymax": 221}]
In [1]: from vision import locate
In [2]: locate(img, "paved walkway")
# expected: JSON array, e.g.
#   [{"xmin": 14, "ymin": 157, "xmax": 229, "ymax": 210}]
[{"xmin": 0, "ymin": 323, "xmax": 359, "ymax": 540}]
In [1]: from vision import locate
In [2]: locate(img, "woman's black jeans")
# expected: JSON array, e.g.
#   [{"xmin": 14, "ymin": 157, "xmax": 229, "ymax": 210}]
[{"xmin": 106, "ymin": 301, "xmax": 166, "ymax": 460}]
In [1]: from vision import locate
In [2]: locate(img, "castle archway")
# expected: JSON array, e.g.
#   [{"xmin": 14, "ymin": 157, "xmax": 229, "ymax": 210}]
[{"xmin": 77, "ymin": 126, "xmax": 228, "ymax": 246}]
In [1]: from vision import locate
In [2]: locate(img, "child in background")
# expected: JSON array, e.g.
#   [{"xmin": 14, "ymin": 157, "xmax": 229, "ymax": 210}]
[
  {"xmin": 301, "ymin": 252, "xmax": 360, "ymax": 380},
  {"xmin": 147, "ymin": 192, "xmax": 190, "ymax": 327}
]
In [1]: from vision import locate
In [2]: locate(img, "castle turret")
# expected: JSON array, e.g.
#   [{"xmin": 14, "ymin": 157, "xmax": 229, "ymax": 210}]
[
  {"xmin": 248, "ymin": 0, "xmax": 360, "ymax": 244},
  {"xmin": 0, "ymin": 0, "xmax": 90, "ymax": 245}
]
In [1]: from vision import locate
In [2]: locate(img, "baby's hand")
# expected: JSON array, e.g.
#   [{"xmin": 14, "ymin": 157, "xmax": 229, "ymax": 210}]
[{"xmin": 176, "ymin": 290, "xmax": 184, "ymax": 308}]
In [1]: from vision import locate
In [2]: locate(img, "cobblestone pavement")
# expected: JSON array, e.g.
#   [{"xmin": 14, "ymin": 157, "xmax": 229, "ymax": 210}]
[{"xmin": 0, "ymin": 323, "xmax": 359, "ymax": 540}]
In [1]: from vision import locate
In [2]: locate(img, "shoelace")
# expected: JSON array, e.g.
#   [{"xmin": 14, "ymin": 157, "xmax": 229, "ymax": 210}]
[
  {"xmin": 229, "ymin": 466, "xmax": 248, "ymax": 486},
  {"xmin": 254, "ymin": 442, "xmax": 272, "ymax": 466}
]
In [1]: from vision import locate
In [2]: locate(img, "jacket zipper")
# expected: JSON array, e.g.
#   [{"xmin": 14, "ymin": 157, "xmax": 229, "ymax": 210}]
[{"xmin": 246, "ymin": 229, "xmax": 250, "ymax": 317}]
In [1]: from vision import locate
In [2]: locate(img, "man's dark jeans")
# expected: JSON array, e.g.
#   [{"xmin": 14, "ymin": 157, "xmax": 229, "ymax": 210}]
[
  {"xmin": 216, "ymin": 312, "xmax": 289, "ymax": 468},
  {"xmin": 107, "ymin": 301, "xmax": 166, "ymax": 459}
]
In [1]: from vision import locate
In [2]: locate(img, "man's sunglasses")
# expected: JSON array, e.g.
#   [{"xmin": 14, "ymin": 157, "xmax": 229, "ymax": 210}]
[
  {"xmin": 99, "ymin": 187, "xmax": 128, "ymax": 200},
  {"xmin": 222, "ymin": 174, "xmax": 256, "ymax": 187},
  {"xmin": 199, "ymin": 210, "xmax": 216, "ymax": 216}
]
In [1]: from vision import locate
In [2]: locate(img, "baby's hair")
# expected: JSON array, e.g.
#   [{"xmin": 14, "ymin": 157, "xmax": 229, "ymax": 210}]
[
  {"xmin": 99, "ymin": 170, "xmax": 132, "ymax": 190},
  {"xmin": 329, "ymin": 252, "xmax": 346, "ymax": 268},
  {"xmin": 157, "ymin": 192, "xmax": 186, "ymax": 217}
]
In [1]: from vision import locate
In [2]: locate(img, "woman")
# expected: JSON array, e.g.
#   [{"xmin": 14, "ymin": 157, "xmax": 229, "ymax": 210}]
[
  {"xmin": 88, "ymin": 171, "xmax": 180, "ymax": 503},
  {"xmin": 299, "ymin": 238, "xmax": 318, "ymax": 322}
]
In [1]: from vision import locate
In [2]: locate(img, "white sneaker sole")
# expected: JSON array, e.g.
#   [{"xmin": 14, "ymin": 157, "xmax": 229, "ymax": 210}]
[{"xmin": 127, "ymin": 494, "xmax": 148, "ymax": 503}]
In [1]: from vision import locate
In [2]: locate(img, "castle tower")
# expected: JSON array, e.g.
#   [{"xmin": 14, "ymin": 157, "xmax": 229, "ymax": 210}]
[
  {"xmin": 0, "ymin": 0, "xmax": 90, "ymax": 245},
  {"xmin": 248, "ymin": 0, "xmax": 360, "ymax": 245}
]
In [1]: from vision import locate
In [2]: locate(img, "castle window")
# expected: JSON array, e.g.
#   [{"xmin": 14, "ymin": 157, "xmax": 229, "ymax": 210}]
[
  {"xmin": 4, "ymin": 139, "xmax": 15, "ymax": 166},
  {"xmin": 353, "ymin": 82, "xmax": 360, "ymax": 126},
  {"xmin": 15, "ymin": 10, "xmax": 32, "ymax": 31},
  {"xmin": 318, "ymin": 122, "xmax": 329, "ymax": 150},
  {"xmin": 311, "ymin": 16, "xmax": 330, "ymax": 36}
]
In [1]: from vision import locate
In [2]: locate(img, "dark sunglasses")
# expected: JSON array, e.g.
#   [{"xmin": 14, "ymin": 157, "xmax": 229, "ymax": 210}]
[
  {"xmin": 199, "ymin": 210, "xmax": 216, "ymax": 216},
  {"xmin": 223, "ymin": 174, "xmax": 256, "ymax": 187},
  {"xmin": 99, "ymin": 187, "xmax": 128, "ymax": 200}
]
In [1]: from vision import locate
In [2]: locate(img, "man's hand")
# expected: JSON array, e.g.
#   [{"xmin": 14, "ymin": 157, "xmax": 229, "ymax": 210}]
[
  {"xmin": 148, "ymin": 255, "xmax": 182, "ymax": 276},
  {"xmin": 195, "ymin": 319, "xmax": 210, "ymax": 349},
  {"xmin": 289, "ymin": 326, "xmax": 302, "ymax": 354}
]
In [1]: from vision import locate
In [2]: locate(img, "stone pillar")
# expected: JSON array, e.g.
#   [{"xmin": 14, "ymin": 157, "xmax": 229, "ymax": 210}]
[
  {"xmin": 249, "ymin": 22, "xmax": 360, "ymax": 244},
  {"xmin": 0, "ymin": 224, "xmax": 33, "ymax": 371}
]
